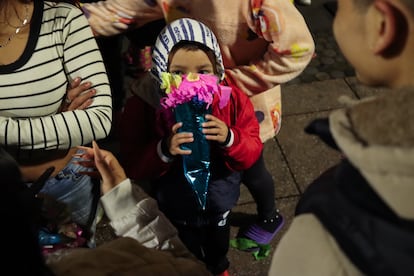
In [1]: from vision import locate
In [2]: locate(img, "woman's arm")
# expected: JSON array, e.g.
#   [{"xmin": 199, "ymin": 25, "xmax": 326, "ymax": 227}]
[
  {"xmin": 77, "ymin": 142, "xmax": 186, "ymax": 252},
  {"xmin": 0, "ymin": 3, "xmax": 112, "ymax": 151},
  {"xmin": 81, "ymin": 0, "xmax": 164, "ymax": 36},
  {"xmin": 225, "ymin": 0, "xmax": 315, "ymax": 94}
]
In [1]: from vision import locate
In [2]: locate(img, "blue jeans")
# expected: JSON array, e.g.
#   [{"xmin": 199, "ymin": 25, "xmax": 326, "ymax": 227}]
[{"xmin": 39, "ymin": 151, "xmax": 98, "ymax": 237}]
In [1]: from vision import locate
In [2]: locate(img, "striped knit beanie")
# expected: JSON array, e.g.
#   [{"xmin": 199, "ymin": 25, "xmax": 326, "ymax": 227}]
[{"xmin": 151, "ymin": 18, "xmax": 225, "ymax": 82}]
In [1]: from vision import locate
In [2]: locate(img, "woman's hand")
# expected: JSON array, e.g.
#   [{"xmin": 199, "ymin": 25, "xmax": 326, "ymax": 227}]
[
  {"xmin": 81, "ymin": 2, "xmax": 131, "ymax": 36},
  {"xmin": 75, "ymin": 141, "xmax": 127, "ymax": 195},
  {"xmin": 59, "ymin": 77, "xmax": 96, "ymax": 112},
  {"xmin": 202, "ymin": 114, "xmax": 229, "ymax": 144},
  {"xmin": 168, "ymin": 122, "xmax": 194, "ymax": 156}
]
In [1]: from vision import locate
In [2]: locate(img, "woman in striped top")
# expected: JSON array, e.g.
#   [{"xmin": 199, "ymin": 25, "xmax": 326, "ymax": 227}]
[{"xmin": 0, "ymin": 0, "xmax": 112, "ymax": 247}]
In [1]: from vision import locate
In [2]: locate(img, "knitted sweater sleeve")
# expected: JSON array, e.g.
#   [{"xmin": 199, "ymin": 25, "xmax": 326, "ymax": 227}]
[
  {"xmin": 225, "ymin": 0, "xmax": 315, "ymax": 94},
  {"xmin": 0, "ymin": 3, "xmax": 112, "ymax": 151}
]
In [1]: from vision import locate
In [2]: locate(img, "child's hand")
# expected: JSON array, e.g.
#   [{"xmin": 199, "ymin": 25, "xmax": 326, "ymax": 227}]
[
  {"xmin": 168, "ymin": 122, "xmax": 194, "ymax": 156},
  {"xmin": 202, "ymin": 114, "xmax": 229, "ymax": 144}
]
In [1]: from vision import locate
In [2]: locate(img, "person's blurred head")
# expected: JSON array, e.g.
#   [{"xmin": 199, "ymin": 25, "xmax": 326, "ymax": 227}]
[
  {"xmin": 333, "ymin": 0, "xmax": 414, "ymax": 88},
  {"xmin": 0, "ymin": 147, "xmax": 52, "ymax": 275}
]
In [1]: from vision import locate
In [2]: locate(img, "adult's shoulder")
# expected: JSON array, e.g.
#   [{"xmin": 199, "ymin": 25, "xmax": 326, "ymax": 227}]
[
  {"xmin": 42, "ymin": 1, "xmax": 84, "ymax": 20},
  {"xmin": 269, "ymin": 214, "xmax": 362, "ymax": 276}
]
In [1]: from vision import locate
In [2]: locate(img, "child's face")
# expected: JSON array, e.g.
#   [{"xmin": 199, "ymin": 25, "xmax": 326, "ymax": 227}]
[{"xmin": 169, "ymin": 48, "xmax": 215, "ymax": 76}]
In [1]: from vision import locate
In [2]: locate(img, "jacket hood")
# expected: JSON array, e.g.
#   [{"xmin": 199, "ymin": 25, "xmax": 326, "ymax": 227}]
[
  {"xmin": 151, "ymin": 18, "xmax": 225, "ymax": 82},
  {"xmin": 329, "ymin": 87, "xmax": 414, "ymax": 219}
]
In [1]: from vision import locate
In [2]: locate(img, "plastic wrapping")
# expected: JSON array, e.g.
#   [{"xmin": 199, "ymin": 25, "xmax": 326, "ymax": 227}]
[
  {"xmin": 174, "ymin": 98, "xmax": 211, "ymax": 209},
  {"xmin": 160, "ymin": 73, "xmax": 224, "ymax": 209}
]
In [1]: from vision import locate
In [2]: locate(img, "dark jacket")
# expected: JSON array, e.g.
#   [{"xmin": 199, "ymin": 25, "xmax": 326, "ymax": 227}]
[{"xmin": 269, "ymin": 87, "xmax": 414, "ymax": 276}]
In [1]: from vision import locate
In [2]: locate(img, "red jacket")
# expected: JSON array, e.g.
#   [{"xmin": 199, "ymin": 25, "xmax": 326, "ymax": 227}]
[{"xmin": 119, "ymin": 78, "xmax": 262, "ymax": 181}]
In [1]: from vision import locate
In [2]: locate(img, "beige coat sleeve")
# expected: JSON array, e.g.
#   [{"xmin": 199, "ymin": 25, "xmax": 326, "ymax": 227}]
[
  {"xmin": 100, "ymin": 179, "xmax": 187, "ymax": 253},
  {"xmin": 226, "ymin": 0, "xmax": 315, "ymax": 95}
]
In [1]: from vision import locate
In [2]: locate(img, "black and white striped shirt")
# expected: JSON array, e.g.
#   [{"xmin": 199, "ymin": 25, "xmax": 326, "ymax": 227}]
[{"xmin": 0, "ymin": 0, "xmax": 112, "ymax": 153}]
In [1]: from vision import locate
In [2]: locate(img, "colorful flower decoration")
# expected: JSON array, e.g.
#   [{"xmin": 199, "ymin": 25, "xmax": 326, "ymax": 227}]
[{"xmin": 160, "ymin": 72, "xmax": 221, "ymax": 109}]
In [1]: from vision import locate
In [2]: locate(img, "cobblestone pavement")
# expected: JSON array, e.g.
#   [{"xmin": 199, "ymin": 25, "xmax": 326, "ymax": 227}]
[
  {"xmin": 289, "ymin": 30, "xmax": 355, "ymax": 85},
  {"xmin": 227, "ymin": 1, "xmax": 383, "ymax": 275}
]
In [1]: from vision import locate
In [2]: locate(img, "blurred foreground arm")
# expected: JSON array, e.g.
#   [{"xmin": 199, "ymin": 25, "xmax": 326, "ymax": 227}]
[{"xmin": 76, "ymin": 142, "xmax": 190, "ymax": 253}]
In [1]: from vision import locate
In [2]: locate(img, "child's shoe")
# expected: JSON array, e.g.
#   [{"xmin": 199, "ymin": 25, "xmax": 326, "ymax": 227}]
[
  {"xmin": 241, "ymin": 211, "xmax": 284, "ymax": 245},
  {"xmin": 231, "ymin": 210, "xmax": 284, "ymax": 257},
  {"xmin": 216, "ymin": 270, "xmax": 230, "ymax": 276}
]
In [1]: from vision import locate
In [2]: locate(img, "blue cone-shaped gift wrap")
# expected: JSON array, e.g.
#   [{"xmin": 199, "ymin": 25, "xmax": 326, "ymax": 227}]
[{"xmin": 174, "ymin": 97, "xmax": 211, "ymax": 210}]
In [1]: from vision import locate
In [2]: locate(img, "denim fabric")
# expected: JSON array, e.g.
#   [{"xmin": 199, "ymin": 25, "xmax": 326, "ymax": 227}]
[{"xmin": 39, "ymin": 151, "xmax": 97, "ymax": 228}]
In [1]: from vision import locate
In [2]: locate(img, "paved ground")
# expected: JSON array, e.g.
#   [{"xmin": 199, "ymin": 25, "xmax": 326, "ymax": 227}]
[
  {"xmin": 98, "ymin": 1, "xmax": 389, "ymax": 275},
  {"xmin": 226, "ymin": 1, "xmax": 388, "ymax": 275},
  {"xmin": 227, "ymin": 77, "xmax": 387, "ymax": 276}
]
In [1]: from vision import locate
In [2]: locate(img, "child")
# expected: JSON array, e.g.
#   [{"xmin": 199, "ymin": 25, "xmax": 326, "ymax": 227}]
[
  {"xmin": 84, "ymin": 0, "xmax": 316, "ymax": 247},
  {"xmin": 269, "ymin": 0, "xmax": 414, "ymax": 275},
  {"xmin": 120, "ymin": 18, "xmax": 263, "ymax": 275}
]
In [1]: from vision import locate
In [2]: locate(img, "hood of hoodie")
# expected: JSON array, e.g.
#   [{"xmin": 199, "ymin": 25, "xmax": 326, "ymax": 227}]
[
  {"xmin": 151, "ymin": 17, "xmax": 225, "ymax": 83},
  {"xmin": 329, "ymin": 87, "xmax": 414, "ymax": 220}
]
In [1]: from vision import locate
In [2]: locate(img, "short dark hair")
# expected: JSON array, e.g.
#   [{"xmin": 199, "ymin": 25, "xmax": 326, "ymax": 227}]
[{"xmin": 353, "ymin": 0, "xmax": 414, "ymax": 14}]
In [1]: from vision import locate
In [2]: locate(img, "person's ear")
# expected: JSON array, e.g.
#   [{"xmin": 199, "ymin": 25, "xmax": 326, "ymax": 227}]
[{"xmin": 369, "ymin": 0, "xmax": 398, "ymax": 55}]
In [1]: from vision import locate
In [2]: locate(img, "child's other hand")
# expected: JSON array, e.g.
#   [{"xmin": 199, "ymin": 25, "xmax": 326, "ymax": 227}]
[
  {"xmin": 202, "ymin": 114, "xmax": 229, "ymax": 144},
  {"xmin": 169, "ymin": 122, "xmax": 193, "ymax": 156}
]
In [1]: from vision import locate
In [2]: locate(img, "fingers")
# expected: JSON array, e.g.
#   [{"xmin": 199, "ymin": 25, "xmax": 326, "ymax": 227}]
[
  {"xmin": 92, "ymin": 141, "xmax": 127, "ymax": 194},
  {"xmin": 67, "ymin": 91, "xmax": 95, "ymax": 111},
  {"xmin": 72, "ymin": 146, "xmax": 99, "ymax": 179},
  {"xmin": 76, "ymin": 98, "xmax": 94, "ymax": 110},
  {"xmin": 92, "ymin": 140, "xmax": 111, "ymax": 180},
  {"xmin": 73, "ymin": 142, "xmax": 108, "ymax": 180},
  {"xmin": 75, "ymin": 145, "xmax": 94, "ymax": 157},
  {"xmin": 70, "ymin": 76, "xmax": 82, "ymax": 89},
  {"xmin": 64, "ymin": 78, "xmax": 96, "ymax": 111},
  {"xmin": 83, "ymin": 3, "xmax": 129, "ymax": 36},
  {"xmin": 109, "ymin": 0, "xmax": 137, "ymax": 18},
  {"xmin": 170, "ymin": 132, "xmax": 194, "ymax": 155},
  {"xmin": 172, "ymin": 122, "xmax": 183, "ymax": 134},
  {"xmin": 169, "ymin": 122, "xmax": 193, "ymax": 155},
  {"xmin": 73, "ymin": 159, "xmax": 95, "ymax": 169},
  {"xmin": 74, "ymin": 141, "xmax": 124, "ymax": 189},
  {"xmin": 202, "ymin": 114, "xmax": 228, "ymax": 143},
  {"xmin": 66, "ymin": 78, "xmax": 92, "ymax": 101},
  {"xmin": 83, "ymin": 2, "xmax": 112, "ymax": 19}
]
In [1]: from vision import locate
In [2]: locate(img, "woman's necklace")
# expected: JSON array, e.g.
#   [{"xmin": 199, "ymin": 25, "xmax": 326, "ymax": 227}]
[{"xmin": 0, "ymin": 4, "xmax": 29, "ymax": 48}]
